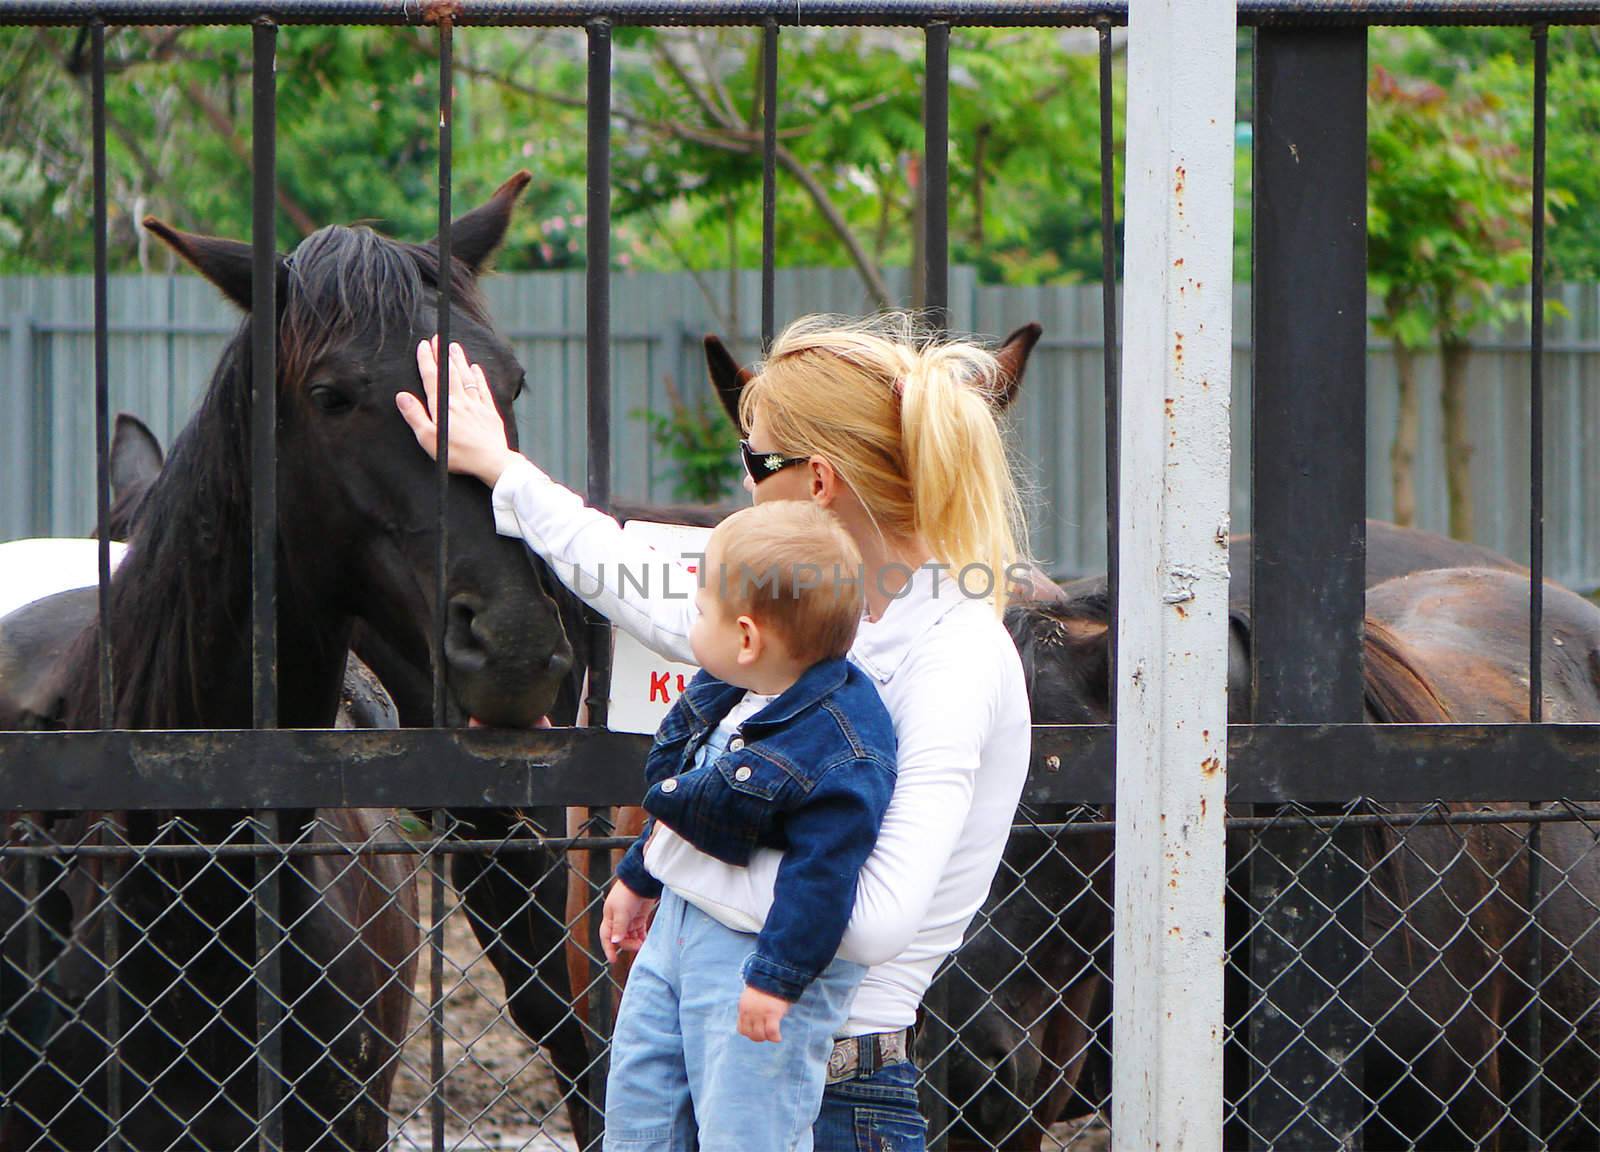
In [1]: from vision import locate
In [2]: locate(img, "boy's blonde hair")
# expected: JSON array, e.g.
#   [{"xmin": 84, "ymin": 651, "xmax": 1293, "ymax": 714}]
[
  {"xmin": 708, "ymin": 502, "xmax": 864, "ymax": 664},
  {"xmin": 740, "ymin": 312, "xmax": 1029, "ymax": 615}
]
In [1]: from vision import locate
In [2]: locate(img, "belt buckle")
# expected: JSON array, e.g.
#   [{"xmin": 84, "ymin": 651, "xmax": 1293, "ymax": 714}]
[
  {"xmin": 825, "ymin": 1036, "xmax": 857, "ymax": 1084},
  {"xmin": 880, "ymin": 1028, "xmax": 907, "ymax": 1067}
]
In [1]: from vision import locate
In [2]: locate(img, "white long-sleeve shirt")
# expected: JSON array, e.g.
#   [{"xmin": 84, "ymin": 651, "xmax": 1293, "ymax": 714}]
[{"xmin": 491, "ymin": 454, "xmax": 1031, "ymax": 1036}]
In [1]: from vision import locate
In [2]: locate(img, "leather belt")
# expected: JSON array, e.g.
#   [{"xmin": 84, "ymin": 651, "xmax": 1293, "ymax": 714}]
[{"xmin": 825, "ymin": 1028, "xmax": 911, "ymax": 1084}]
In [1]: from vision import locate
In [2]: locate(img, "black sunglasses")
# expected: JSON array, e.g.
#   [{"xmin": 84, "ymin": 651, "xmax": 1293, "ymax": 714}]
[{"xmin": 739, "ymin": 439, "xmax": 811, "ymax": 484}]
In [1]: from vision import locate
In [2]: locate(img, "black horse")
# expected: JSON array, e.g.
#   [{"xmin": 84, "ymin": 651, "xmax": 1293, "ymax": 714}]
[{"xmin": 0, "ymin": 173, "xmax": 575, "ymax": 1150}]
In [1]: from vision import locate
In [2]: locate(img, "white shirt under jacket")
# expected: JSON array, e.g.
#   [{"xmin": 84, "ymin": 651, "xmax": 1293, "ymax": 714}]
[{"xmin": 491, "ymin": 454, "xmax": 1032, "ymax": 1036}]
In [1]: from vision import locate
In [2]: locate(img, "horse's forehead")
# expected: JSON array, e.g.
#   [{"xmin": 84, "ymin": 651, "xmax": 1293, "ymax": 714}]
[{"xmin": 409, "ymin": 295, "xmax": 516, "ymax": 362}]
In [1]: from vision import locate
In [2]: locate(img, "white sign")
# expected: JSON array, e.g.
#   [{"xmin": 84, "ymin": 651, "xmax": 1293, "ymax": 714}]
[{"xmin": 606, "ymin": 520, "xmax": 713, "ymax": 734}]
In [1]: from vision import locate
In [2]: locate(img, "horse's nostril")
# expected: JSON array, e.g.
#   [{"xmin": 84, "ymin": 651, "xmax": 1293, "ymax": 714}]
[
  {"xmin": 547, "ymin": 648, "xmax": 573, "ymax": 679},
  {"xmin": 448, "ymin": 594, "xmax": 484, "ymax": 634},
  {"xmin": 445, "ymin": 594, "xmax": 490, "ymax": 672}
]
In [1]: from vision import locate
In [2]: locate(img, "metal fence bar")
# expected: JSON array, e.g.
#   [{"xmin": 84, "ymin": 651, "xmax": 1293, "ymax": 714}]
[
  {"xmin": 91, "ymin": 22, "xmax": 112, "ymax": 729},
  {"xmin": 1097, "ymin": 17, "xmax": 1119, "ymax": 708},
  {"xmin": 5, "ymin": 1, "xmax": 1600, "ymax": 28},
  {"xmin": 249, "ymin": 19, "xmax": 284, "ymax": 1152},
  {"xmin": 761, "ymin": 19, "xmax": 777, "ymax": 351},
  {"xmin": 1245, "ymin": 26, "xmax": 1368, "ymax": 1149},
  {"xmin": 923, "ymin": 21, "xmax": 949, "ymax": 331},
  {"xmin": 921, "ymin": 20, "xmax": 952, "ymax": 1148},
  {"xmin": 1521, "ymin": 23, "xmax": 1552, "ymax": 1148},
  {"xmin": 429, "ymin": 20, "xmax": 455, "ymax": 1152},
  {"xmin": 89, "ymin": 24, "xmax": 125, "ymax": 1150},
  {"xmin": 584, "ymin": 23, "xmax": 616, "ymax": 1136},
  {"xmin": 16, "ymin": 723, "xmax": 1600, "ymax": 808}
]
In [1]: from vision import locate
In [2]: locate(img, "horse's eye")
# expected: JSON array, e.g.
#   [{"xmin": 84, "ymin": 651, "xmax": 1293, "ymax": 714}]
[
  {"xmin": 309, "ymin": 385, "xmax": 354, "ymax": 414},
  {"xmin": 514, "ymin": 372, "xmax": 527, "ymax": 401}
]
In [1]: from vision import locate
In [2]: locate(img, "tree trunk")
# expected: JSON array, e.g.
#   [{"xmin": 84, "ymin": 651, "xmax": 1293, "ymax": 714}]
[
  {"xmin": 1391, "ymin": 342, "xmax": 1419, "ymax": 528},
  {"xmin": 1440, "ymin": 337, "xmax": 1474, "ymax": 541}
]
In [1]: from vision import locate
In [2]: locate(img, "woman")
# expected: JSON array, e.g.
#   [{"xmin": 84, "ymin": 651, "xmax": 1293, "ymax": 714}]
[{"xmin": 397, "ymin": 314, "xmax": 1032, "ymax": 1151}]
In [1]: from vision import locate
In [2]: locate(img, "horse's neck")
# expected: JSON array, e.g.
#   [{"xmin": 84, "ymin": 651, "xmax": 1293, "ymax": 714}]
[
  {"xmin": 84, "ymin": 426, "xmax": 352, "ymax": 730},
  {"xmin": 96, "ymin": 542, "xmax": 351, "ymax": 729}
]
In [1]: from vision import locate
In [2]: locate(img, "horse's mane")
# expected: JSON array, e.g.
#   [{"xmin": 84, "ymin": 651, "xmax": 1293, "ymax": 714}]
[{"xmin": 48, "ymin": 225, "xmax": 489, "ymax": 730}]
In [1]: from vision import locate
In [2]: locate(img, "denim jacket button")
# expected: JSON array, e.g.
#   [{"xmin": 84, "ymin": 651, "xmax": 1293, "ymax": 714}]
[
  {"xmin": 734, "ymin": 766, "xmax": 752, "ymax": 782},
  {"xmin": 660, "ymin": 778, "xmax": 679, "ymax": 793},
  {"xmin": 728, "ymin": 736, "xmax": 745, "ymax": 752}
]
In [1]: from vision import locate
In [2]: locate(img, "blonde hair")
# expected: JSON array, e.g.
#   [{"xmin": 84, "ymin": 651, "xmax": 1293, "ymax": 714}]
[
  {"xmin": 740, "ymin": 312, "xmax": 1029, "ymax": 614},
  {"xmin": 709, "ymin": 502, "xmax": 864, "ymax": 664}
]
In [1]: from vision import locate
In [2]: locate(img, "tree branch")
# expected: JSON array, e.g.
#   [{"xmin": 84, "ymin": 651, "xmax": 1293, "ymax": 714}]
[
  {"xmin": 455, "ymin": 61, "xmax": 887, "ymax": 141},
  {"xmin": 688, "ymin": 32, "xmax": 743, "ymax": 130},
  {"xmin": 654, "ymin": 39, "xmax": 738, "ymax": 132},
  {"xmin": 458, "ymin": 61, "xmax": 891, "ymax": 306}
]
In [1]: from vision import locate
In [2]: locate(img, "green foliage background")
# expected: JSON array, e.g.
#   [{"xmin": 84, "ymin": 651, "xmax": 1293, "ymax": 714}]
[{"xmin": 7, "ymin": 25, "xmax": 1597, "ymax": 289}]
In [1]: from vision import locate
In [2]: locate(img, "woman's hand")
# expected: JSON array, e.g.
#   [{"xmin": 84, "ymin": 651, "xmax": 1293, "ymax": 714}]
[
  {"xmin": 600, "ymin": 879, "xmax": 657, "ymax": 964},
  {"xmin": 396, "ymin": 337, "xmax": 519, "ymax": 488}
]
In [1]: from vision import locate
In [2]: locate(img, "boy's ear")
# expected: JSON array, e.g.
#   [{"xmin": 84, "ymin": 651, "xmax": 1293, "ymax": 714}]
[{"xmin": 736, "ymin": 615, "xmax": 762, "ymax": 664}]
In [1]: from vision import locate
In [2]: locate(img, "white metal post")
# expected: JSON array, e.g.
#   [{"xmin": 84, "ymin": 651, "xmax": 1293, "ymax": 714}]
[{"xmin": 1111, "ymin": 1, "xmax": 1236, "ymax": 1149}]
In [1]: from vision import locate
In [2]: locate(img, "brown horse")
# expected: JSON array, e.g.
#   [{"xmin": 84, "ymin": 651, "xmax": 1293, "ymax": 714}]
[
  {"xmin": 0, "ymin": 175, "xmax": 575, "ymax": 1150},
  {"xmin": 936, "ymin": 559, "xmax": 1600, "ymax": 1150}
]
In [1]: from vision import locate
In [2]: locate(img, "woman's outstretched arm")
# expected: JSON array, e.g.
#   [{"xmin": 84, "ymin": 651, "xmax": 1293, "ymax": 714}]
[{"xmin": 398, "ymin": 338, "xmax": 698, "ymax": 665}]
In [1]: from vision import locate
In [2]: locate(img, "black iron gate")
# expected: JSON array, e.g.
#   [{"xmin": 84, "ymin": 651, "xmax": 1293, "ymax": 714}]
[{"xmin": 3, "ymin": 3, "xmax": 1600, "ymax": 1150}]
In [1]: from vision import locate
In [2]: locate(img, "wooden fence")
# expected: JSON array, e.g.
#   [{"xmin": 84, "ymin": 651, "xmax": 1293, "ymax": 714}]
[{"xmin": 4, "ymin": 267, "xmax": 1598, "ymax": 587}]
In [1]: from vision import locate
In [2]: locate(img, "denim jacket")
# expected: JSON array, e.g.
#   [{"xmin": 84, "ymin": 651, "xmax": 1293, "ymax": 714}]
[{"xmin": 616, "ymin": 657, "xmax": 897, "ymax": 1001}]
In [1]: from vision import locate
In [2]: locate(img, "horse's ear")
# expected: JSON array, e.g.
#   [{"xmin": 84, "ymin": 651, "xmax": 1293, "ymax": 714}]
[
  {"xmin": 704, "ymin": 334, "xmax": 755, "ymax": 432},
  {"xmin": 110, "ymin": 413, "xmax": 163, "ymax": 500},
  {"xmin": 143, "ymin": 217, "xmax": 288, "ymax": 311},
  {"xmin": 439, "ymin": 170, "xmax": 532, "ymax": 275},
  {"xmin": 992, "ymin": 322, "xmax": 1043, "ymax": 411}
]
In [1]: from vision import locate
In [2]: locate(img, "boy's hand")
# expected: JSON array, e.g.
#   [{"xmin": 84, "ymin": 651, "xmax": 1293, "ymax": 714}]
[
  {"xmin": 737, "ymin": 985, "xmax": 791, "ymax": 1043},
  {"xmin": 600, "ymin": 880, "xmax": 656, "ymax": 964}
]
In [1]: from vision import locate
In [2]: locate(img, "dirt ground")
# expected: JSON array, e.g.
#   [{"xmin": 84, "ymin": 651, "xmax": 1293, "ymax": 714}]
[
  {"xmin": 389, "ymin": 871, "xmax": 580, "ymax": 1152},
  {"xmin": 383, "ymin": 874, "xmax": 1108, "ymax": 1152}
]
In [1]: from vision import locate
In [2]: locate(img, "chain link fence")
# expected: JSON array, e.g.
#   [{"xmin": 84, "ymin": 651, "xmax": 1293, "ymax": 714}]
[{"xmin": 8, "ymin": 800, "xmax": 1596, "ymax": 1150}]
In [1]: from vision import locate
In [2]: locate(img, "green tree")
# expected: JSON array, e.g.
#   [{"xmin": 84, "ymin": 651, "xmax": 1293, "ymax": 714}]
[
  {"xmin": 0, "ymin": 26, "xmax": 619, "ymax": 272},
  {"xmin": 633, "ymin": 375, "xmax": 741, "ymax": 503},
  {"xmin": 1367, "ymin": 57, "xmax": 1549, "ymax": 538}
]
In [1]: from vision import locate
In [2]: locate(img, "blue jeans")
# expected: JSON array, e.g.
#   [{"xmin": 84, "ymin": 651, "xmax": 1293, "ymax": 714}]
[
  {"xmin": 814, "ymin": 1060, "xmax": 927, "ymax": 1152},
  {"xmin": 604, "ymin": 891, "xmax": 865, "ymax": 1152}
]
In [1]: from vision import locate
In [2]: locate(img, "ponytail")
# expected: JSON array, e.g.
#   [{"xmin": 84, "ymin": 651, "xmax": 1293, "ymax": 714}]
[{"xmin": 899, "ymin": 341, "xmax": 1029, "ymax": 613}]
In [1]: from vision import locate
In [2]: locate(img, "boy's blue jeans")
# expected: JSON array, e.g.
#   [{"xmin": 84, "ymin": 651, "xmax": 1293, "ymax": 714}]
[{"xmin": 603, "ymin": 891, "xmax": 866, "ymax": 1152}]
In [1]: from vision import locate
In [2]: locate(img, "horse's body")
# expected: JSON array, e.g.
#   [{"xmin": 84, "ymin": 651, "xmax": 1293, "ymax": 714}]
[
  {"xmin": 1, "ymin": 175, "xmax": 575, "ymax": 1150},
  {"xmin": 929, "ymin": 532, "xmax": 1572, "ymax": 1150}
]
